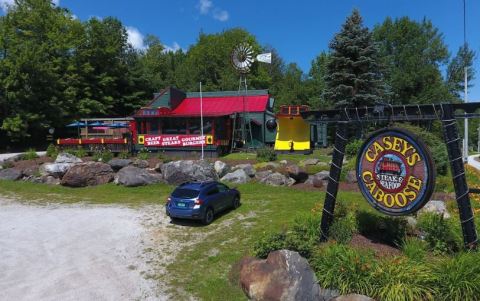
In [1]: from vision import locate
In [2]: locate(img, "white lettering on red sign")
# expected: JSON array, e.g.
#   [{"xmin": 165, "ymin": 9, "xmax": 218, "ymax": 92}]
[{"xmin": 144, "ymin": 135, "xmax": 207, "ymax": 147}]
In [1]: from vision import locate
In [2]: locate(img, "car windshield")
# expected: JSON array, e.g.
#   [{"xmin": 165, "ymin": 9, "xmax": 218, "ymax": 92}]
[{"xmin": 171, "ymin": 188, "xmax": 199, "ymax": 199}]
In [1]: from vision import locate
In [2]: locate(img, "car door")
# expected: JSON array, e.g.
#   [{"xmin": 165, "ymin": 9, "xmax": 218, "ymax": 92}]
[
  {"xmin": 216, "ymin": 183, "xmax": 231, "ymax": 210},
  {"xmin": 205, "ymin": 186, "xmax": 221, "ymax": 211}
]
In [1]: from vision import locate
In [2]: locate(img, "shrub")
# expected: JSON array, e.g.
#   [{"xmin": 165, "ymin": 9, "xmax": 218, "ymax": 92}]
[
  {"xmin": 46, "ymin": 144, "xmax": 59, "ymax": 158},
  {"xmin": 356, "ymin": 210, "xmax": 407, "ymax": 246},
  {"xmin": 395, "ymin": 123, "xmax": 448, "ymax": 176},
  {"xmin": 256, "ymin": 147, "xmax": 277, "ymax": 162},
  {"xmin": 329, "ymin": 212, "xmax": 357, "ymax": 244},
  {"xmin": 345, "ymin": 139, "xmax": 363, "ymax": 159},
  {"xmin": 285, "ymin": 214, "xmax": 321, "ymax": 257},
  {"xmin": 311, "ymin": 243, "xmax": 377, "ymax": 295},
  {"xmin": 433, "ymin": 252, "xmax": 480, "ymax": 301},
  {"xmin": 401, "ymin": 237, "xmax": 428, "ymax": 262},
  {"xmin": 417, "ymin": 213, "xmax": 462, "ymax": 254},
  {"xmin": 372, "ymin": 257, "xmax": 437, "ymax": 301},
  {"xmin": 23, "ymin": 148, "xmax": 39, "ymax": 160},
  {"xmin": 253, "ymin": 232, "xmax": 287, "ymax": 258},
  {"xmin": 137, "ymin": 148, "xmax": 150, "ymax": 160},
  {"xmin": 74, "ymin": 148, "xmax": 87, "ymax": 158},
  {"xmin": 118, "ymin": 151, "xmax": 130, "ymax": 159},
  {"xmin": 92, "ymin": 150, "xmax": 113, "ymax": 163}
]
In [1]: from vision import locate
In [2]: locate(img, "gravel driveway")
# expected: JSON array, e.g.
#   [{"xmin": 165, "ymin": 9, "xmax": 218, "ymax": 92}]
[{"xmin": 0, "ymin": 198, "xmax": 172, "ymax": 301}]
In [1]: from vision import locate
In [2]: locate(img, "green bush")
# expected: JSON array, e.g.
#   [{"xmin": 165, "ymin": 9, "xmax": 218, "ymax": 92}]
[
  {"xmin": 74, "ymin": 148, "xmax": 87, "ymax": 158},
  {"xmin": 345, "ymin": 139, "xmax": 363, "ymax": 159},
  {"xmin": 253, "ymin": 232, "xmax": 287, "ymax": 258},
  {"xmin": 433, "ymin": 252, "xmax": 480, "ymax": 301},
  {"xmin": 137, "ymin": 148, "xmax": 150, "ymax": 160},
  {"xmin": 92, "ymin": 150, "xmax": 113, "ymax": 163},
  {"xmin": 395, "ymin": 123, "xmax": 448, "ymax": 176},
  {"xmin": 46, "ymin": 144, "xmax": 59, "ymax": 158},
  {"xmin": 23, "ymin": 148, "xmax": 39, "ymax": 160},
  {"xmin": 401, "ymin": 237, "xmax": 428, "ymax": 262},
  {"xmin": 329, "ymin": 212, "xmax": 357, "ymax": 244},
  {"xmin": 256, "ymin": 147, "xmax": 277, "ymax": 162},
  {"xmin": 417, "ymin": 213, "xmax": 462, "ymax": 254},
  {"xmin": 118, "ymin": 151, "xmax": 130, "ymax": 159},
  {"xmin": 285, "ymin": 214, "xmax": 321, "ymax": 257},
  {"xmin": 311, "ymin": 244, "xmax": 377, "ymax": 295},
  {"xmin": 356, "ymin": 210, "xmax": 407, "ymax": 246}
]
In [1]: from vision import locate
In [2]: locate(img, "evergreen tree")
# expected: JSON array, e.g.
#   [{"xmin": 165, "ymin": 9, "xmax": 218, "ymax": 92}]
[
  {"xmin": 324, "ymin": 9, "xmax": 384, "ymax": 108},
  {"xmin": 446, "ymin": 44, "xmax": 475, "ymax": 99},
  {"xmin": 305, "ymin": 51, "xmax": 329, "ymax": 109}
]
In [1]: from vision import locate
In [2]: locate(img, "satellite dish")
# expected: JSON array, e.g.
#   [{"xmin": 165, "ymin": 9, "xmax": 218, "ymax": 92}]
[{"xmin": 231, "ymin": 43, "xmax": 254, "ymax": 74}]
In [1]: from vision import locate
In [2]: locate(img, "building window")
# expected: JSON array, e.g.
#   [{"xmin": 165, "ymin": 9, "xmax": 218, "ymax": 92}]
[{"xmin": 163, "ymin": 118, "xmax": 187, "ymax": 134}]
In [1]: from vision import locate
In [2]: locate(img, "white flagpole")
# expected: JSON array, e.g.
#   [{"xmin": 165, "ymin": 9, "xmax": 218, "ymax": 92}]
[{"xmin": 200, "ymin": 82, "xmax": 204, "ymax": 160}]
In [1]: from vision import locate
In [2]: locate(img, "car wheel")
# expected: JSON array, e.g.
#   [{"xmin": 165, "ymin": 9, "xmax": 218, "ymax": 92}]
[
  {"xmin": 202, "ymin": 207, "xmax": 214, "ymax": 225},
  {"xmin": 232, "ymin": 196, "xmax": 240, "ymax": 209}
]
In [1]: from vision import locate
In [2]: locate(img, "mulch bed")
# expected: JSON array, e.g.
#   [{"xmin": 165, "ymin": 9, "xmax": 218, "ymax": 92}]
[{"xmin": 349, "ymin": 234, "xmax": 402, "ymax": 257}]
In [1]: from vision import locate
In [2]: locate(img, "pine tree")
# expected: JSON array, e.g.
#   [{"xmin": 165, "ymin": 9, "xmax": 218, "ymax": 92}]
[{"xmin": 324, "ymin": 9, "xmax": 384, "ymax": 108}]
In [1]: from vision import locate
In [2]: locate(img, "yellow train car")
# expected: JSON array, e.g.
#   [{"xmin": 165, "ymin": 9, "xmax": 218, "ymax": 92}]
[{"xmin": 274, "ymin": 105, "xmax": 311, "ymax": 152}]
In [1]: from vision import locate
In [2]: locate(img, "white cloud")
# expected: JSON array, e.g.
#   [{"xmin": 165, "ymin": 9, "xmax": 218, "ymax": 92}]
[
  {"xmin": 163, "ymin": 42, "xmax": 182, "ymax": 53},
  {"xmin": 196, "ymin": 0, "xmax": 229, "ymax": 22},
  {"xmin": 126, "ymin": 26, "xmax": 146, "ymax": 50},
  {"xmin": 213, "ymin": 9, "xmax": 229, "ymax": 22},
  {"xmin": 0, "ymin": 0, "xmax": 59, "ymax": 11},
  {"xmin": 198, "ymin": 0, "xmax": 212, "ymax": 14}
]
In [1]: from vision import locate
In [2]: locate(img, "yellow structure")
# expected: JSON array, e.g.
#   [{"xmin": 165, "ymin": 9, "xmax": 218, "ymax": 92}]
[{"xmin": 274, "ymin": 105, "xmax": 311, "ymax": 152}]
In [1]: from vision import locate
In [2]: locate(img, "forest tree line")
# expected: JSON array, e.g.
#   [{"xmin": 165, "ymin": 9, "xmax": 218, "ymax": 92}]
[{"xmin": 0, "ymin": 0, "xmax": 476, "ymax": 146}]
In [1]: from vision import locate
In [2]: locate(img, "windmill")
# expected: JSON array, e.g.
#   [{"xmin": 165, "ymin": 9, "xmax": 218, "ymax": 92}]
[{"xmin": 231, "ymin": 43, "xmax": 271, "ymax": 149}]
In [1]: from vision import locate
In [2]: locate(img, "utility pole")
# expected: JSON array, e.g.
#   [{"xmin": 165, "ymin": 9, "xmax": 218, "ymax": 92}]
[{"xmin": 463, "ymin": 0, "xmax": 469, "ymax": 162}]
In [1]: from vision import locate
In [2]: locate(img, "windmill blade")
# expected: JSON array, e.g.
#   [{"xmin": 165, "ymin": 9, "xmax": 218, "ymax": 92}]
[{"xmin": 256, "ymin": 53, "xmax": 272, "ymax": 64}]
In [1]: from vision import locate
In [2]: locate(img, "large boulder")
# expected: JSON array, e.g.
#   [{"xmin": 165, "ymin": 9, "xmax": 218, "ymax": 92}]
[
  {"xmin": 114, "ymin": 166, "xmax": 163, "ymax": 187},
  {"xmin": 331, "ymin": 294, "xmax": 374, "ymax": 301},
  {"xmin": 55, "ymin": 152, "xmax": 82, "ymax": 164},
  {"xmin": 239, "ymin": 250, "xmax": 324, "ymax": 301},
  {"xmin": 305, "ymin": 171, "xmax": 330, "ymax": 188},
  {"xmin": 214, "ymin": 161, "xmax": 230, "ymax": 178},
  {"xmin": 285, "ymin": 164, "xmax": 308, "ymax": 183},
  {"xmin": 0, "ymin": 168, "xmax": 23, "ymax": 181},
  {"xmin": 22, "ymin": 165, "xmax": 39, "ymax": 177},
  {"xmin": 133, "ymin": 159, "xmax": 149, "ymax": 169},
  {"xmin": 260, "ymin": 172, "xmax": 295, "ymax": 187},
  {"xmin": 61, "ymin": 162, "xmax": 114, "ymax": 187},
  {"xmin": 221, "ymin": 169, "xmax": 249, "ymax": 184},
  {"xmin": 108, "ymin": 158, "xmax": 132, "ymax": 171},
  {"xmin": 255, "ymin": 170, "xmax": 273, "ymax": 181},
  {"xmin": 161, "ymin": 160, "xmax": 218, "ymax": 185},
  {"xmin": 345, "ymin": 170, "xmax": 357, "ymax": 184},
  {"xmin": 233, "ymin": 164, "xmax": 256, "ymax": 177},
  {"xmin": 300, "ymin": 158, "xmax": 320, "ymax": 166},
  {"xmin": 419, "ymin": 200, "xmax": 450, "ymax": 218},
  {"xmin": 39, "ymin": 163, "xmax": 73, "ymax": 178}
]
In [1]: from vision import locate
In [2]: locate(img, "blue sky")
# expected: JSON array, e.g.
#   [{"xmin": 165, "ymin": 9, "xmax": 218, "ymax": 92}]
[{"xmin": 2, "ymin": 0, "xmax": 480, "ymax": 100}]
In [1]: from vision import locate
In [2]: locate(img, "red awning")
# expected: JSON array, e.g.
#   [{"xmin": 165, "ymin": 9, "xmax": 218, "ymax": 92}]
[{"xmin": 170, "ymin": 95, "xmax": 269, "ymax": 117}]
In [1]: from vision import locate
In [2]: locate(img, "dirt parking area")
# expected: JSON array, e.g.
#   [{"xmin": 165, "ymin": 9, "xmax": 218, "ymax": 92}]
[{"xmin": 0, "ymin": 198, "xmax": 172, "ymax": 301}]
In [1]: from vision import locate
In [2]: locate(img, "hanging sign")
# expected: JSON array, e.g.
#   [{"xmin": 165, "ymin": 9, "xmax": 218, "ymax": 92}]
[
  {"xmin": 356, "ymin": 128, "xmax": 435, "ymax": 216},
  {"xmin": 144, "ymin": 135, "xmax": 206, "ymax": 147}
]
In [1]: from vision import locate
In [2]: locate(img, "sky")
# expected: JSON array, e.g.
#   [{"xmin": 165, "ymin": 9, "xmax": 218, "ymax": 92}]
[{"xmin": 1, "ymin": 0, "xmax": 480, "ymax": 100}]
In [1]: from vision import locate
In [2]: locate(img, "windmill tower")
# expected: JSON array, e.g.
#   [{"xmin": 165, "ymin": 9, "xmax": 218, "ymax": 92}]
[{"xmin": 230, "ymin": 43, "xmax": 271, "ymax": 150}]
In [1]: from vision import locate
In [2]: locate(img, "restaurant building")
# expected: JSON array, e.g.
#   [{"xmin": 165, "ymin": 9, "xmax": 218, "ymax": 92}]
[{"xmin": 132, "ymin": 87, "xmax": 277, "ymax": 156}]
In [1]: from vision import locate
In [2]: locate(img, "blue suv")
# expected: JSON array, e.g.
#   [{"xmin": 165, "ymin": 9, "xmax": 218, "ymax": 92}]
[{"xmin": 166, "ymin": 181, "xmax": 241, "ymax": 225}]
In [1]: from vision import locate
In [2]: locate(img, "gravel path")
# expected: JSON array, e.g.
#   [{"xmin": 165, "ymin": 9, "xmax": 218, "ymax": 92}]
[{"xmin": 0, "ymin": 198, "xmax": 172, "ymax": 301}]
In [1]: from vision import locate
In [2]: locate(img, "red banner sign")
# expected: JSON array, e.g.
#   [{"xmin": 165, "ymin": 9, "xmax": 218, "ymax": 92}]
[{"xmin": 144, "ymin": 135, "xmax": 206, "ymax": 147}]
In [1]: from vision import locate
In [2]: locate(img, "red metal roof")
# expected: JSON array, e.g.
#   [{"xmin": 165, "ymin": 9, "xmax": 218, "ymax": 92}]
[{"xmin": 170, "ymin": 95, "xmax": 269, "ymax": 117}]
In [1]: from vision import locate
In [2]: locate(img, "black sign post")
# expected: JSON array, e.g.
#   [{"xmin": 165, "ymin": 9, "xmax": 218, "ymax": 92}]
[{"xmin": 303, "ymin": 103, "xmax": 479, "ymax": 249}]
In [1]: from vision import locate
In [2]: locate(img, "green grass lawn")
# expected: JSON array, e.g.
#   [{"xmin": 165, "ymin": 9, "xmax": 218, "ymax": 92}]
[{"xmin": 221, "ymin": 148, "xmax": 332, "ymax": 164}]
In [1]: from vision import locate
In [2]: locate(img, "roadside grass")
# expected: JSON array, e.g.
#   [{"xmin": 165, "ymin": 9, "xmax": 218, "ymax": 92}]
[{"xmin": 0, "ymin": 180, "xmax": 173, "ymax": 206}]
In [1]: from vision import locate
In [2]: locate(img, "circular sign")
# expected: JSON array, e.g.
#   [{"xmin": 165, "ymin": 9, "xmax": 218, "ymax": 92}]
[{"xmin": 356, "ymin": 128, "xmax": 435, "ymax": 216}]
